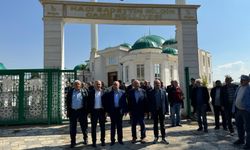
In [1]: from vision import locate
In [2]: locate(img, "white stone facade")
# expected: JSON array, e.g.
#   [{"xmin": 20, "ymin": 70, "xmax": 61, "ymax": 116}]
[
  {"xmin": 91, "ymin": 45, "xmax": 178, "ymax": 87},
  {"xmin": 198, "ymin": 49, "xmax": 213, "ymax": 88}
]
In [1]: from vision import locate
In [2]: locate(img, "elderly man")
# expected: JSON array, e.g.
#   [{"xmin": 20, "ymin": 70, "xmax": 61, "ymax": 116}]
[
  {"xmin": 210, "ymin": 80, "xmax": 226, "ymax": 130},
  {"xmin": 148, "ymin": 79, "xmax": 169, "ymax": 144},
  {"xmin": 233, "ymin": 75, "xmax": 250, "ymax": 149},
  {"xmin": 88, "ymin": 80, "xmax": 106, "ymax": 147},
  {"xmin": 105, "ymin": 81, "xmax": 128, "ymax": 146},
  {"xmin": 66, "ymin": 80, "xmax": 89, "ymax": 148},
  {"xmin": 221, "ymin": 76, "xmax": 238, "ymax": 133},
  {"xmin": 191, "ymin": 79, "xmax": 209, "ymax": 133},
  {"xmin": 127, "ymin": 80, "xmax": 148, "ymax": 144},
  {"xmin": 168, "ymin": 80, "xmax": 184, "ymax": 127}
]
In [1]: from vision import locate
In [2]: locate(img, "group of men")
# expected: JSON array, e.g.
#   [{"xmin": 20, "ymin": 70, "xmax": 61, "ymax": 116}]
[
  {"xmin": 66, "ymin": 79, "xmax": 177, "ymax": 148},
  {"xmin": 66, "ymin": 74, "xmax": 250, "ymax": 149},
  {"xmin": 208, "ymin": 75, "xmax": 250, "ymax": 149}
]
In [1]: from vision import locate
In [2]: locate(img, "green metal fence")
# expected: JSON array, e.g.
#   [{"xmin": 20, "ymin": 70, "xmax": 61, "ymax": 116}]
[{"xmin": 0, "ymin": 69, "xmax": 76, "ymax": 125}]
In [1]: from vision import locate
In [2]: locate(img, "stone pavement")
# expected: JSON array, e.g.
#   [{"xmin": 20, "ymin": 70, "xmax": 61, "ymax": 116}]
[{"xmin": 0, "ymin": 115, "xmax": 241, "ymax": 150}]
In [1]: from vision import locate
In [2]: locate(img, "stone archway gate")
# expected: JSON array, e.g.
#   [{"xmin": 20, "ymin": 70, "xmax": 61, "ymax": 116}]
[{"xmin": 40, "ymin": 0, "xmax": 200, "ymax": 115}]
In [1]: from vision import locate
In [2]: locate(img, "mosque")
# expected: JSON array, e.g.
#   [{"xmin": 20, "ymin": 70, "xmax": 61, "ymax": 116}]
[{"xmin": 75, "ymin": 34, "xmax": 212, "ymax": 87}]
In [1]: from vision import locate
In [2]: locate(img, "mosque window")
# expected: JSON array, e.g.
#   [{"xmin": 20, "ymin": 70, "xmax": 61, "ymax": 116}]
[
  {"xmin": 170, "ymin": 65, "xmax": 174, "ymax": 80},
  {"xmin": 92, "ymin": 62, "xmax": 94, "ymax": 71},
  {"xmin": 136, "ymin": 64, "xmax": 144, "ymax": 81},
  {"xmin": 203, "ymin": 55, "xmax": 206, "ymax": 66},
  {"xmin": 154, "ymin": 64, "xmax": 161, "ymax": 80},
  {"xmin": 109, "ymin": 56, "xmax": 117, "ymax": 65},
  {"xmin": 125, "ymin": 66, "xmax": 129, "ymax": 82}
]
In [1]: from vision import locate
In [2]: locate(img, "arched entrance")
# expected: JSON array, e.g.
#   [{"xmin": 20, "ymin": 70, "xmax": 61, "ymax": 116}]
[{"xmin": 40, "ymin": 0, "xmax": 200, "ymax": 114}]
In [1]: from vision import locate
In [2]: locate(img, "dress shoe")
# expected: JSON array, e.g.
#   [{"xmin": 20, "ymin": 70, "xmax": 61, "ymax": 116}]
[
  {"xmin": 162, "ymin": 138, "xmax": 169, "ymax": 144},
  {"xmin": 101, "ymin": 142, "xmax": 106, "ymax": 146},
  {"xmin": 70, "ymin": 142, "xmax": 76, "ymax": 148},
  {"xmin": 153, "ymin": 137, "xmax": 158, "ymax": 144},
  {"xmin": 214, "ymin": 126, "xmax": 220, "ymax": 130},
  {"xmin": 131, "ymin": 138, "xmax": 136, "ymax": 144},
  {"xmin": 110, "ymin": 141, "xmax": 115, "ymax": 146},
  {"xmin": 118, "ymin": 141, "xmax": 124, "ymax": 145},
  {"xmin": 197, "ymin": 127, "xmax": 203, "ymax": 131},
  {"xmin": 204, "ymin": 129, "xmax": 208, "ymax": 133},
  {"xmin": 176, "ymin": 124, "xmax": 182, "ymax": 127},
  {"xmin": 233, "ymin": 139, "xmax": 244, "ymax": 145},
  {"xmin": 92, "ymin": 143, "xmax": 96, "ymax": 147},
  {"xmin": 83, "ymin": 140, "xmax": 88, "ymax": 145},
  {"xmin": 141, "ymin": 138, "xmax": 146, "ymax": 144}
]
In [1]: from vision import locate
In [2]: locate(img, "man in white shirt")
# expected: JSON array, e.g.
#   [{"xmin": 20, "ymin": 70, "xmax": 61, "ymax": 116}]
[{"xmin": 88, "ymin": 80, "xmax": 106, "ymax": 147}]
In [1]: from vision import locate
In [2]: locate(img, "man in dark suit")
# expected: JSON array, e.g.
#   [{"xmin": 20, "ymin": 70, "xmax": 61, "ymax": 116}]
[
  {"xmin": 88, "ymin": 80, "xmax": 106, "ymax": 147},
  {"xmin": 66, "ymin": 80, "xmax": 89, "ymax": 148},
  {"xmin": 126, "ymin": 79, "xmax": 135, "ymax": 93},
  {"xmin": 221, "ymin": 76, "xmax": 238, "ymax": 133},
  {"xmin": 105, "ymin": 81, "xmax": 128, "ymax": 146},
  {"xmin": 192, "ymin": 79, "xmax": 210, "ymax": 133},
  {"xmin": 210, "ymin": 80, "xmax": 226, "ymax": 130},
  {"xmin": 127, "ymin": 80, "xmax": 148, "ymax": 144},
  {"xmin": 189, "ymin": 78, "xmax": 196, "ymax": 115},
  {"xmin": 149, "ymin": 79, "xmax": 169, "ymax": 144}
]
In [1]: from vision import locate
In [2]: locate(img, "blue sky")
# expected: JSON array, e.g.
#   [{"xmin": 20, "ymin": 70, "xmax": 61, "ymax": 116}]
[{"xmin": 0, "ymin": 0, "xmax": 250, "ymax": 82}]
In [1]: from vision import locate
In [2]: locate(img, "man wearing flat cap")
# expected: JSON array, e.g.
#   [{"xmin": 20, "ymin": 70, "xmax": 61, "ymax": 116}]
[
  {"xmin": 233, "ymin": 75, "xmax": 250, "ymax": 149},
  {"xmin": 221, "ymin": 75, "xmax": 238, "ymax": 133}
]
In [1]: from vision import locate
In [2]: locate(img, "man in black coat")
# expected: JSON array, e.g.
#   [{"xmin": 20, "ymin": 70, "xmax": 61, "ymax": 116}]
[
  {"xmin": 105, "ymin": 81, "xmax": 128, "ymax": 146},
  {"xmin": 127, "ymin": 80, "xmax": 148, "ymax": 144},
  {"xmin": 88, "ymin": 80, "xmax": 106, "ymax": 147},
  {"xmin": 148, "ymin": 79, "xmax": 169, "ymax": 144},
  {"xmin": 221, "ymin": 76, "xmax": 238, "ymax": 133},
  {"xmin": 189, "ymin": 78, "xmax": 196, "ymax": 115},
  {"xmin": 210, "ymin": 80, "xmax": 226, "ymax": 130},
  {"xmin": 66, "ymin": 80, "xmax": 89, "ymax": 148},
  {"xmin": 192, "ymin": 79, "xmax": 210, "ymax": 133}
]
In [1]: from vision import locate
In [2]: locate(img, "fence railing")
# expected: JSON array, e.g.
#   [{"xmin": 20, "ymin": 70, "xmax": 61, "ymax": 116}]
[{"xmin": 0, "ymin": 69, "xmax": 76, "ymax": 125}]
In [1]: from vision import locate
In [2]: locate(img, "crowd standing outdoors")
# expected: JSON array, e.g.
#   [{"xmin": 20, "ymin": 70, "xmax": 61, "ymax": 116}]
[{"xmin": 65, "ymin": 74, "xmax": 250, "ymax": 149}]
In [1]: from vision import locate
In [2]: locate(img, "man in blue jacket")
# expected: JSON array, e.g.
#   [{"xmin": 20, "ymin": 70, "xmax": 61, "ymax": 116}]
[
  {"xmin": 233, "ymin": 75, "xmax": 250, "ymax": 149},
  {"xmin": 105, "ymin": 81, "xmax": 128, "ymax": 146},
  {"xmin": 127, "ymin": 80, "xmax": 148, "ymax": 144},
  {"xmin": 66, "ymin": 80, "xmax": 89, "ymax": 148},
  {"xmin": 148, "ymin": 79, "xmax": 169, "ymax": 144}
]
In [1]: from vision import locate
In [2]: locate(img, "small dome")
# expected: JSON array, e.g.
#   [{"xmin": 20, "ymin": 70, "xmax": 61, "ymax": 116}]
[
  {"xmin": 74, "ymin": 64, "xmax": 87, "ymax": 70},
  {"xmin": 130, "ymin": 35, "xmax": 165, "ymax": 51},
  {"xmin": 120, "ymin": 43, "xmax": 132, "ymax": 49},
  {"xmin": 0, "ymin": 63, "xmax": 6, "ymax": 70},
  {"xmin": 162, "ymin": 47, "xmax": 178, "ymax": 55},
  {"xmin": 163, "ymin": 39, "xmax": 177, "ymax": 46}
]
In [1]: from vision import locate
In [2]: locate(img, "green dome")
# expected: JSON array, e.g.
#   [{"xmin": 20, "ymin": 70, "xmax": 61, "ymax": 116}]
[
  {"xmin": 0, "ymin": 63, "xmax": 6, "ymax": 70},
  {"xmin": 162, "ymin": 47, "xmax": 178, "ymax": 55},
  {"xmin": 145, "ymin": 35, "xmax": 166, "ymax": 46},
  {"xmin": 120, "ymin": 43, "xmax": 132, "ymax": 49},
  {"xmin": 131, "ymin": 35, "xmax": 165, "ymax": 51},
  {"xmin": 74, "ymin": 64, "xmax": 88, "ymax": 70},
  {"xmin": 163, "ymin": 39, "xmax": 177, "ymax": 46}
]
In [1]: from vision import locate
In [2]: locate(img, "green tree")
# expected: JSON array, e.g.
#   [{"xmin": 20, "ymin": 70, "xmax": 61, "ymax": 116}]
[{"xmin": 201, "ymin": 75, "xmax": 208, "ymax": 87}]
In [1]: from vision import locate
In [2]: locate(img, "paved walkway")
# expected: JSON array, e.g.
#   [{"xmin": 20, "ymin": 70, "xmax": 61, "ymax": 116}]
[{"xmin": 0, "ymin": 115, "xmax": 241, "ymax": 150}]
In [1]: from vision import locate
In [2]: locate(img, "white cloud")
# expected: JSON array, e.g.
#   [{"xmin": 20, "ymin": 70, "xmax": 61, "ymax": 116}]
[{"xmin": 213, "ymin": 61, "xmax": 250, "ymax": 82}]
